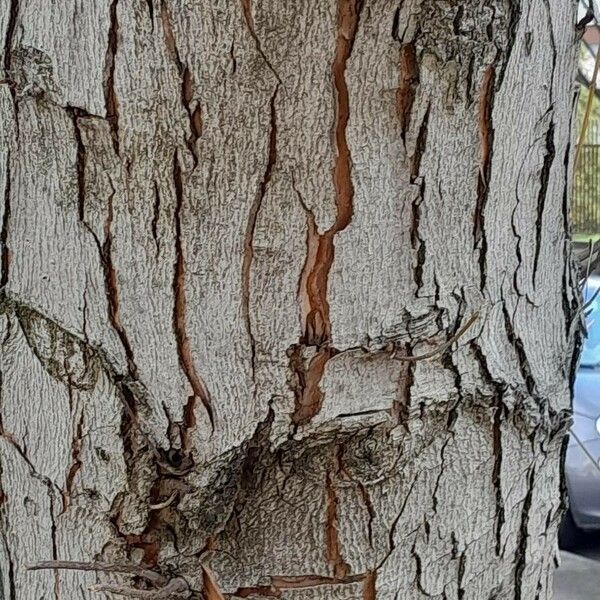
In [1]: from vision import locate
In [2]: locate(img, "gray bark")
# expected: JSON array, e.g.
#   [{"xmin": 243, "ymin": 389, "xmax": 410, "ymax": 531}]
[{"xmin": 0, "ymin": 1, "xmax": 581, "ymax": 599}]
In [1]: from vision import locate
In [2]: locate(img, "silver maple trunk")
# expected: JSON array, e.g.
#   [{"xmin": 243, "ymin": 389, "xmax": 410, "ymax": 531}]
[{"xmin": 0, "ymin": 1, "xmax": 581, "ymax": 599}]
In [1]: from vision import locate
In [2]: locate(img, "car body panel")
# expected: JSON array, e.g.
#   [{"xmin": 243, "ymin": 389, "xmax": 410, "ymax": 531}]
[{"xmin": 567, "ymin": 275, "xmax": 600, "ymax": 530}]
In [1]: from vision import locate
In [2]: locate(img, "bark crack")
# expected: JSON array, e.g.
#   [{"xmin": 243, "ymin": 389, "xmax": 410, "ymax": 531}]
[
  {"xmin": 473, "ymin": 65, "xmax": 495, "ymax": 291},
  {"xmin": 103, "ymin": 184, "xmax": 139, "ymax": 380},
  {"xmin": 3, "ymin": 0, "xmax": 19, "ymax": 77},
  {"xmin": 532, "ymin": 120, "xmax": 555, "ymax": 288},
  {"xmin": 513, "ymin": 468, "xmax": 535, "ymax": 600},
  {"xmin": 160, "ymin": 1, "xmax": 202, "ymax": 166},
  {"xmin": 1, "ymin": 149, "xmax": 11, "ymax": 288},
  {"xmin": 291, "ymin": 0, "xmax": 363, "ymax": 428},
  {"xmin": 62, "ymin": 385, "xmax": 84, "ymax": 512},
  {"xmin": 396, "ymin": 42, "xmax": 419, "ymax": 146},
  {"xmin": 66, "ymin": 108, "xmax": 87, "ymax": 223},
  {"xmin": 104, "ymin": 0, "xmax": 120, "ymax": 156},
  {"xmin": 172, "ymin": 152, "xmax": 214, "ymax": 448},
  {"xmin": 492, "ymin": 399, "xmax": 505, "ymax": 556},
  {"xmin": 410, "ymin": 104, "xmax": 430, "ymax": 182}
]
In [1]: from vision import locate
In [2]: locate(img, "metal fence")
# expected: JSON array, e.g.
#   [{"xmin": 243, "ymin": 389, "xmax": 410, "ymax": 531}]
[
  {"xmin": 574, "ymin": 144, "xmax": 600, "ymax": 235},
  {"xmin": 573, "ymin": 122, "xmax": 600, "ymax": 236}
]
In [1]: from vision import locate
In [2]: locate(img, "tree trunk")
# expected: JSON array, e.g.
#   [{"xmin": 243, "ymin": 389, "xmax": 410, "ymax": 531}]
[{"xmin": 0, "ymin": 1, "xmax": 580, "ymax": 598}]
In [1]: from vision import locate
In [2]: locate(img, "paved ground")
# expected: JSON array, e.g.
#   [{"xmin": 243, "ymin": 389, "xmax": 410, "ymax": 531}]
[{"xmin": 554, "ymin": 532, "xmax": 600, "ymax": 599}]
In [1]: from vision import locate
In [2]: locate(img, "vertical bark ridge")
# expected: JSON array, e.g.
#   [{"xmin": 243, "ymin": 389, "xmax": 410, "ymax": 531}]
[
  {"xmin": 160, "ymin": 1, "xmax": 201, "ymax": 166},
  {"xmin": 239, "ymin": 0, "xmax": 281, "ymax": 84},
  {"xmin": 172, "ymin": 153, "xmax": 214, "ymax": 447},
  {"xmin": 242, "ymin": 87, "xmax": 278, "ymax": 390}
]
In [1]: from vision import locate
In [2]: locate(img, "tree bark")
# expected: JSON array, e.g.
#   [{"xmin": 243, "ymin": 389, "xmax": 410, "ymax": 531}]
[{"xmin": 0, "ymin": 1, "xmax": 580, "ymax": 599}]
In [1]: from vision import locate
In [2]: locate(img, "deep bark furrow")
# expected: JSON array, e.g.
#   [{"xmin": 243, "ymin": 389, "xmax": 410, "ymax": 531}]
[
  {"xmin": 532, "ymin": 120, "xmax": 555, "ymax": 287},
  {"xmin": 151, "ymin": 180, "xmax": 161, "ymax": 255},
  {"xmin": 161, "ymin": 4, "xmax": 201, "ymax": 167},
  {"xmin": 102, "ymin": 187, "xmax": 139, "ymax": 379},
  {"xmin": 67, "ymin": 109, "xmax": 87, "ymax": 223},
  {"xmin": 492, "ymin": 399, "xmax": 505, "ymax": 556},
  {"xmin": 181, "ymin": 67, "xmax": 202, "ymax": 166},
  {"xmin": 513, "ymin": 468, "xmax": 536, "ymax": 600},
  {"xmin": 474, "ymin": 65, "xmax": 495, "ymax": 290},
  {"xmin": 2, "ymin": 0, "xmax": 19, "ymax": 75},
  {"xmin": 410, "ymin": 103, "xmax": 430, "ymax": 181},
  {"xmin": 410, "ymin": 184, "xmax": 425, "ymax": 294},
  {"xmin": 104, "ymin": 0, "xmax": 120, "ymax": 155},
  {"xmin": 1, "ymin": 149, "xmax": 11, "ymax": 288},
  {"xmin": 172, "ymin": 153, "xmax": 214, "ymax": 444}
]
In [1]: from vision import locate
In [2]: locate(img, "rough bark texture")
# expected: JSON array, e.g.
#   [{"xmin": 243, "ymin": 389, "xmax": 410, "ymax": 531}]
[{"xmin": 0, "ymin": 1, "xmax": 580, "ymax": 599}]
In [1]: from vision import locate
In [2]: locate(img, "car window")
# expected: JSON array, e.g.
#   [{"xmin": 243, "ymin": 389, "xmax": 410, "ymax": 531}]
[{"xmin": 582, "ymin": 283, "xmax": 600, "ymax": 367}]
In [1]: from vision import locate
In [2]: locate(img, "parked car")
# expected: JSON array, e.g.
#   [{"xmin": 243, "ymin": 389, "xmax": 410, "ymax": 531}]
[{"xmin": 561, "ymin": 275, "xmax": 600, "ymax": 547}]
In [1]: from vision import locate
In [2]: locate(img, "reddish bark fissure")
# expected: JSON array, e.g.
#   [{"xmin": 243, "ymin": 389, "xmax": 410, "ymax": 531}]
[{"xmin": 292, "ymin": 0, "xmax": 363, "ymax": 426}]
